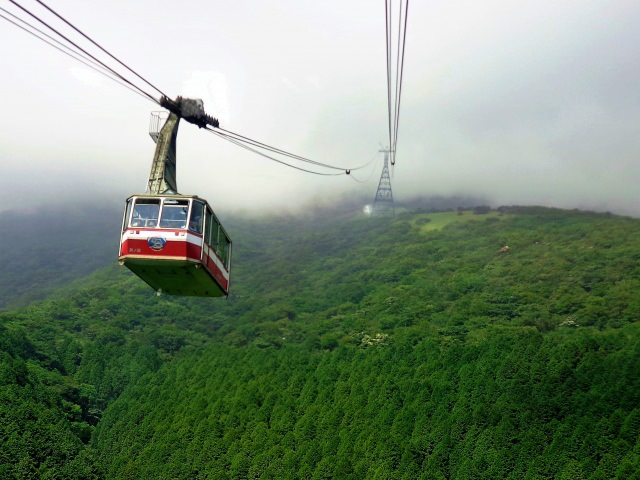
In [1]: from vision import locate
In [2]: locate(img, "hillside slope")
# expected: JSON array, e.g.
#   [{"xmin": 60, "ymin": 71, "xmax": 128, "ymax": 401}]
[
  {"xmin": 1, "ymin": 205, "xmax": 639, "ymax": 478},
  {"xmin": 92, "ymin": 207, "xmax": 640, "ymax": 479},
  {"xmin": 0, "ymin": 205, "xmax": 121, "ymax": 309},
  {"xmin": 96, "ymin": 326, "xmax": 640, "ymax": 479}
]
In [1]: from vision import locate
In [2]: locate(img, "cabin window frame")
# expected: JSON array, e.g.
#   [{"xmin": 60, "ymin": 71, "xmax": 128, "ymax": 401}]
[
  {"xmin": 208, "ymin": 210, "xmax": 220, "ymax": 251},
  {"xmin": 217, "ymin": 233, "xmax": 231, "ymax": 268},
  {"xmin": 158, "ymin": 198, "xmax": 190, "ymax": 229},
  {"xmin": 130, "ymin": 197, "xmax": 161, "ymax": 228},
  {"xmin": 201, "ymin": 204, "xmax": 231, "ymax": 269},
  {"xmin": 189, "ymin": 200, "xmax": 205, "ymax": 234},
  {"xmin": 122, "ymin": 198, "xmax": 134, "ymax": 231}
]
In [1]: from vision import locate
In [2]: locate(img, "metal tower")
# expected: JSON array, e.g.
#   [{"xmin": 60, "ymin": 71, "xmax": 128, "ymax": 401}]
[{"xmin": 372, "ymin": 148, "xmax": 395, "ymax": 216}]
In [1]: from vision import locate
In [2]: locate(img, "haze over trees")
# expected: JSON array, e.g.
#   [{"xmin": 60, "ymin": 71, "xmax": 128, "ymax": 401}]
[{"xmin": 1, "ymin": 202, "xmax": 639, "ymax": 478}]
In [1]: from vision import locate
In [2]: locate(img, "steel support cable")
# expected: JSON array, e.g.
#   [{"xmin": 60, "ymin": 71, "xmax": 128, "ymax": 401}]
[
  {"xmin": 205, "ymin": 128, "xmax": 345, "ymax": 176},
  {"xmin": 392, "ymin": 0, "xmax": 403, "ymax": 165},
  {"xmin": 7, "ymin": 0, "xmax": 160, "ymax": 105},
  {"xmin": 385, "ymin": 0, "xmax": 393, "ymax": 160},
  {"xmin": 211, "ymin": 127, "xmax": 370, "ymax": 175},
  {"xmin": 34, "ymin": 0, "xmax": 169, "ymax": 100},
  {"xmin": 2, "ymin": 6, "xmax": 113, "ymax": 76},
  {"xmin": 0, "ymin": 8, "xmax": 155, "ymax": 104},
  {"xmin": 385, "ymin": 0, "xmax": 409, "ymax": 166},
  {"xmin": 216, "ymin": 127, "xmax": 343, "ymax": 170},
  {"xmin": 3, "ymin": 5, "xmax": 356, "ymax": 177},
  {"xmin": 344, "ymin": 150, "xmax": 381, "ymax": 183},
  {"xmin": 215, "ymin": 127, "xmax": 374, "ymax": 173},
  {"xmin": 392, "ymin": 0, "xmax": 409, "ymax": 164},
  {"xmin": 4, "ymin": 0, "xmax": 371, "ymax": 177}
]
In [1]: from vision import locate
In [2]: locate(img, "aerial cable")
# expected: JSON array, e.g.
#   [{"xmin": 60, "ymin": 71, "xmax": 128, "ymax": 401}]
[
  {"xmin": 385, "ymin": 0, "xmax": 393, "ymax": 164},
  {"xmin": 34, "ymin": 0, "xmax": 169, "ymax": 100},
  {"xmin": 0, "ymin": 8, "xmax": 154, "ymax": 104},
  {"xmin": 392, "ymin": 0, "xmax": 409, "ymax": 160},
  {"xmin": 213, "ymin": 126, "xmax": 378, "ymax": 173},
  {"xmin": 7, "ymin": 0, "xmax": 160, "ymax": 105},
  {"xmin": 347, "ymin": 149, "xmax": 384, "ymax": 172},
  {"xmin": 216, "ymin": 127, "xmax": 345, "ymax": 171},
  {"xmin": 2, "ymin": 6, "xmax": 111, "ymax": 77},
  {"xmin": 206, "ymin": 128, "xmax": 346, "ymax": 176},
  {"xmin": 4, "ymin": 0, "xmax": 377, "ymax": 178},
  {"xmin": 385, "ymin": 0, "xmax": 409, "ymax": 166},
  {"xmin": 208, "ymin": 128, "xmax": 347, "ymax": 176},
  {"xmin": 392, "ymin": 1, "xmax": 402, "ymax": 159},
  {"xmin": 215, "ymin": 127, "xmax": 374, "ymax": 173},
  {"xmin": 345, "ymin": 150, "xmax": 382, "ymax": 183}
]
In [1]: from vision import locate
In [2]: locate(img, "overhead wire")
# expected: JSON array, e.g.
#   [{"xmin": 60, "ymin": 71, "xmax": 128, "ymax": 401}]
[
  {"xmin": 0, "ymin": 7, "xmax": 154, "ymax": 103},
  {"xmin": 34, "ymin": 0, "xmax": 169, "ymax": 100},
  {"xmin": 393, "ymin": 0, "xmax": 409, "ymax": 161},
  {"xmin": 214, "ymin": 127, "xmax": 378, "ymax": 174},
  {"xmin": 7, "ymin": 0, "xmax": 161, "ymax": 104},
  {"xmin": 216, "ymin": 127, "xmax": 346, "ymax": 172},
  {"xmin": 2, "ymin": 0, "xmax": 375, "ymax": 177},
  {"xmin": 345, "ymin": 150, "xmax": 382, "ymax": 184},
  {"xmin": 385, "ymin": 0, "xmax": 409, "ymax": 166},
  {"xmin": 209, "ymin": 127, "xmax": 381, "ymax": 176},
  {"xmin": 205, "ymin": 127, "xmax": 345, "ymax": 176},
  {"xmin": 385, "ymin": 0, "xmax": 393, "ymax": 165}
]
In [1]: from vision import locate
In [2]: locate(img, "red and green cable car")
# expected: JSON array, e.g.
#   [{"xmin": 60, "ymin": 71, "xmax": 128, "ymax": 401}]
[{"xmin": 118, "ymin": 97, "xmax": 231, "ymax": 297}]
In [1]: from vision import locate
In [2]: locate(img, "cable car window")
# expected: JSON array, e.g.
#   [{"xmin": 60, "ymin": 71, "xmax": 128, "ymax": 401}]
[
  {"xmin": 122, "ymin": 198, "xmax": 133, "ymax": 231},
  {"xmin": 189, "ymin": 200, "xmax": 205, "ymax": 234},
  {"xmin": 160, "ymin": 199, "xmax": 189, "ymax": 229},
  {"xmin": 217, "ymin": 232, "xmax": 231, "ymax": 268},
  {"xmin": 204, "ymin": 207, "xmax": 213, "ymax": 245},
  {"xmin": 208, "ymin": 213, "xmax": 220, "ymax": 249},
  {"xmin": 131, "ymin": 198, "xmax": 160, "ymax": 227}
]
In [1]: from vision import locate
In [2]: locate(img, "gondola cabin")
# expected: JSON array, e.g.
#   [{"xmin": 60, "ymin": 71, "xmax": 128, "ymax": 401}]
[{"xmin": 118, "ymin": 194, "xmax": 231, "ymax": 297}]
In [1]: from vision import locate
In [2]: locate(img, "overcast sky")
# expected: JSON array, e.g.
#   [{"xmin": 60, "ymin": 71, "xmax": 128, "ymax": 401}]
[{"xmin": 1, "ymin": 0, "xmax": 639, "ymax": 216}]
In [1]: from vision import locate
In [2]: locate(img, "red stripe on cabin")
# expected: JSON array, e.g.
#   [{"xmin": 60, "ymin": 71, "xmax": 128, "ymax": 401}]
[
  {"xmin": 119, "ymin": 230, "xmax": 229, "ymax": 292},
  {"xmin": 120, "ymin": 237, "xmax": 202, "ymax": 262}
]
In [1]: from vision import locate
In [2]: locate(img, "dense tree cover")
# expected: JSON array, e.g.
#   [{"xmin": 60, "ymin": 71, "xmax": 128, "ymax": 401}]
[
  {"xmin": 95, "ymin": 325, "xmax": 640, "ymax": 479},
  {"xmin": 1, "ymin": 204, "xmax": 639, "ymax": 478}
]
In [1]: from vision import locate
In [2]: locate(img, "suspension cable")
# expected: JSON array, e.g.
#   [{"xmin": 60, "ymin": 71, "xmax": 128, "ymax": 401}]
[
  {"xmin": 34, "ymin": 0, "xmax": 169, "ymax": 100},
  {"xmin": 3, "ymin": 0, "xmax": 378, "ymax": 177},
  {"xmin": 0, "ymin": 8, "xmax": 155, "ymax": 103},
  {"xmin": 216, "ymin": 127, "xmax": 345, "ymax": 171},
  {"xmin": 393, "ymin": 0, "xmax": 409, "ymax": 159},
  {"xmin": 385, "ymin": 0, "xmax": 393, "ymax": 163},
  {"xmin": 385, "ymin": 0, "xmax": 409, "ymax": 166},
  {"xmin": 344, "ymin": 150, "xmax": 381, "ymax": 183},
  {"xmin": 7, "ymin": 0, "xmax": 160, "ymax": 104},
  {"xmin": 214, "ymin": 127, "xmax": 381, "ymax": 174},
  {"xmin": 206, "ymin": 128, "xmax": 346, "ymax": 176}
]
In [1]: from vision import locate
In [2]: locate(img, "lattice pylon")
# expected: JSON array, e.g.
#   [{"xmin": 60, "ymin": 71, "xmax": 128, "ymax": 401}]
[{"xmin": 372, "ymin": 149, "xmax": 395, "ymax": 216}]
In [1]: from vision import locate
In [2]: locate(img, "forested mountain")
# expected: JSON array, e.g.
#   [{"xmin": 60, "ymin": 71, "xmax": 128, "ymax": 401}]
[
  {"xmin": 0, "ymin": 204, "xmax": 121, "ymax": 309},
  {"xmin": 1, "ymin": 203, "xmax": 639, "ymax": 478}
]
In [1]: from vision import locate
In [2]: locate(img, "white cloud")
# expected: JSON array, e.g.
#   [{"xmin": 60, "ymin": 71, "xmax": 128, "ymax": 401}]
[{"xmin": 69, "ymin": 67, "xmax": 103, "ymax": 88}]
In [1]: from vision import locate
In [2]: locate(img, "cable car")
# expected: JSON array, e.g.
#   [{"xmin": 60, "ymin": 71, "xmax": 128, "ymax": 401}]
[
  {"xmin": 118, "ymin": 97, "xmax": 231, "ymax": 296},
  {"xmin": 119, "ymin": 194, "xmax": 231, "ymax": 296}
]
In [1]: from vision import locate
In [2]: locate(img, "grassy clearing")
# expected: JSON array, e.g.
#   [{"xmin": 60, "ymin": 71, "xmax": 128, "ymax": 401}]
[{"xmin": 413, "ymin": 210, "xmax": 505, "ymax": 233}]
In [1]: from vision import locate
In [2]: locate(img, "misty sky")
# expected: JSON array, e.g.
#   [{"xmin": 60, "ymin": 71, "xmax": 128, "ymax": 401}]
[{"xmin": 1, "ymin": 0, "xmax": 639, "ymax": 216}]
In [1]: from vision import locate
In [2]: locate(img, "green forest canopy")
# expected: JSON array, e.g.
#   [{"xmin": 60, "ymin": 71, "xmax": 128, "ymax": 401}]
[{"xmin": 1, "ymin": 205, "xmax": 639, "ymax": 478}]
